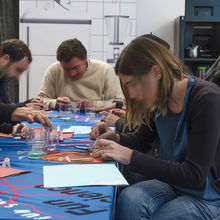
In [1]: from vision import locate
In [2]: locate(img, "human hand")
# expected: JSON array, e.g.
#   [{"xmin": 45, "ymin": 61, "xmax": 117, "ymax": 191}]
[
  {"xmin": 89, "ymin": 122, "xmax": 120, "ymax": 142},
  {"xmin": 11, "ymin": 108, "xmax": 53, "ymax": 130},
  {"xmin": 91, "ymin": 139, "xmax": 133, "ymax": 165}
]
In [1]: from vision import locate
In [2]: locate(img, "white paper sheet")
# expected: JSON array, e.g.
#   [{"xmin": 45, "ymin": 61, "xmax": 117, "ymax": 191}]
[
  {"xmin": 63, "ymin": 126, "xmax": 92, "ymax": 134},
  {"xmin": 43, "ymin": 164, "xmax": 129, "ymax": 188},
  {"xmin": 63, "ymin": 126, "xmax": 115, "ymax": 134}
]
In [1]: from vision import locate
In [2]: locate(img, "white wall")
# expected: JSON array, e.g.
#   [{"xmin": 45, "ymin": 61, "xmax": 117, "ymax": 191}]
[{"xmin": 136, "ymin": 0, "xmax": 185, "ymax": 50}]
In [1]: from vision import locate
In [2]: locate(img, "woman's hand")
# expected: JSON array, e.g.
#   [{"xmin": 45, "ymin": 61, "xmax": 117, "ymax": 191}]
[
  {"xmin": 11, "ymin": 123, "xmax": 28, "ymax": 138},
  {"xmin": 99, "ymin": 111, "xmax": 120, "ymax": 127},
  {"xmin": 111, "ymin": 108, "xmax": 126, "ymax": 119},
  {"xmin": 89, "ymin": 122, "xmax": 120, "ymax": 142},
  {"xmin": 91, "ymin": 139, "xmax": 133, "ymax": 165},
  {"xmin": 95, "ymin": 103, "xmax": 116, "ymax": 113}
]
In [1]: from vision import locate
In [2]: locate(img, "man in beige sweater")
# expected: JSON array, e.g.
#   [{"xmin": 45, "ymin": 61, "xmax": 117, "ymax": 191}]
[{"xmin": 38, "ymin": 38, "xmax": 124, "ymax": 110}]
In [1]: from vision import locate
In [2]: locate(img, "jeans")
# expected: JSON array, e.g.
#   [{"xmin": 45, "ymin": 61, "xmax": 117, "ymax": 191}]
[{"xmin": 115, "ymin": 180, "xmax": 220, "ymax": 220}]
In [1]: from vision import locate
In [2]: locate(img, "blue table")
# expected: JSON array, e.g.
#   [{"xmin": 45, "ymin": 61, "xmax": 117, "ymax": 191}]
[{"xmin": 0, "ymin": 111, "xmax": 115, "ymax": 219}]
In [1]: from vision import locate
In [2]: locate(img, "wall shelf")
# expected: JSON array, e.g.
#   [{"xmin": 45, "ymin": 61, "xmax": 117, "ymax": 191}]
[
  {"xmin": 174, "ymin": 16, "xmax": 220, "ymax": 76},
  {"xmin": 183, "ymin": 58, "xmax": 217, "ymax": 63}
]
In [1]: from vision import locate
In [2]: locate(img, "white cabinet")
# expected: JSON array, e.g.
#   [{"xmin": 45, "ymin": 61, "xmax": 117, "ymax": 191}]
[{"xmin": 20, "ymin": 19, "xmax": 91, "ymax": 100}]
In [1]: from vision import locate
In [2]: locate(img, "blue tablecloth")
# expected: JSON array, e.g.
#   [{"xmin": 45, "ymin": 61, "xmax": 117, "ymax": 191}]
[{"xmin": 0, "ymin": 111, "xmax": 115, "ymax": 219}]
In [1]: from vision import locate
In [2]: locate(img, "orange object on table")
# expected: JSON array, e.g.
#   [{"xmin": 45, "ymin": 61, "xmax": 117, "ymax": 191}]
[{"xmin": 0, "ymin": 167, "xmax": 30, "ymax": 178}]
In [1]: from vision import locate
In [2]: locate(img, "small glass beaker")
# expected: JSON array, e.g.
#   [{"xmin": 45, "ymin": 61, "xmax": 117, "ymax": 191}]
[
  {"xmin": 26, "ymin": 127, "xmax": 49, "ymax": 159},
  {"xmin": 71, "ymin": 101, "xmax": 81, "ymax": 119},
  {"xmin": 47, "ymin": 133, "xmax": 59, "ymax": 151},
  {"xmin": 47, "ymin": 126, "xmax": 60, "ymax": 151},
  {"xmin": 57, "ymin": 103, "xmax": 72, "ymax": 121},
  {"xmin": 85, "ymin": 101, "xmax": 96, "ymax": 118}
]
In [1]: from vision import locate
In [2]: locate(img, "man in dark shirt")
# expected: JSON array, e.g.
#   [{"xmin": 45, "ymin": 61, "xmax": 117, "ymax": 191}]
[
  {"xmin": 0, "ymin": 39, "xmax": 52, "ymax": 134},
  {"xmin": 0, "ymin": 39, "xmax": 44, "ymax": 109},
  {"xmin": 0, "ymin": 102, "xmax": 53, "ymax": 132}
]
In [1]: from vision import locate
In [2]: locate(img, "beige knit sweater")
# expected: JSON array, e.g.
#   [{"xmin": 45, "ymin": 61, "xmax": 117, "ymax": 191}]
[{"xmin": 38, "ymin": 58, "xmax": 124, "ymax": 109}]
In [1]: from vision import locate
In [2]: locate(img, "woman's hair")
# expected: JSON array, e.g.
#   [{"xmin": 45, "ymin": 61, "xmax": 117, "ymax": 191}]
[
  {"xmin": 139, "ymin": 33, "xmax": 170, "ymax": 49},
  {"xmin": 115, "ymin": 37, "xmax": 184, "ymax": 128}
]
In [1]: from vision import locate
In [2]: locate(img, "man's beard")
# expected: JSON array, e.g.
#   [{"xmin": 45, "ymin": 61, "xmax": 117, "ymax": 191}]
[{"xmin": 0, "ymin": 63, "xmax": 11, "ymax": 81}]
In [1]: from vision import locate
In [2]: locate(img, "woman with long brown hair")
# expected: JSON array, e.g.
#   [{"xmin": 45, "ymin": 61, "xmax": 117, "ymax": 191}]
[{"xmin": 89, "ymin": 37, "xmax": 220, "ymax": 219}]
